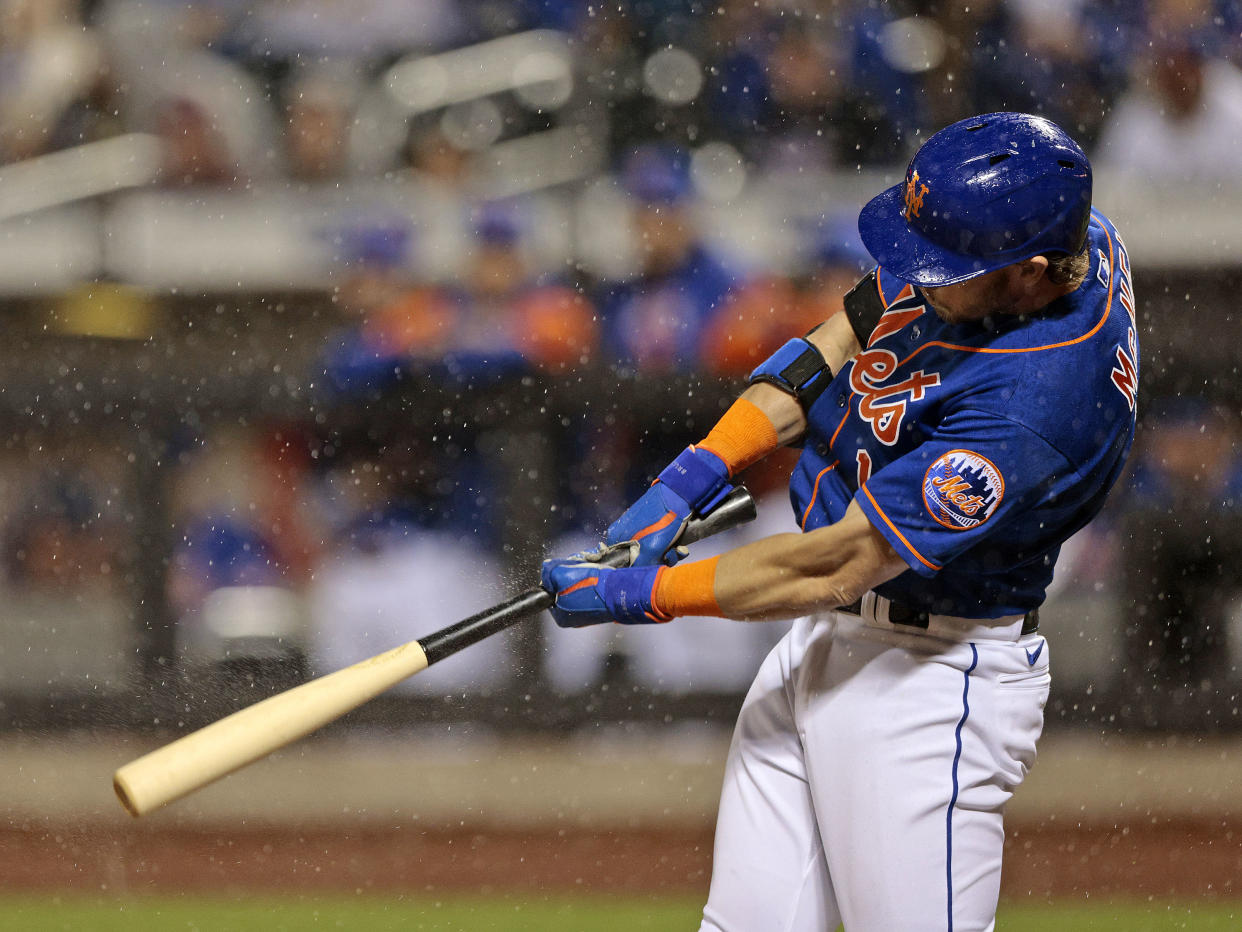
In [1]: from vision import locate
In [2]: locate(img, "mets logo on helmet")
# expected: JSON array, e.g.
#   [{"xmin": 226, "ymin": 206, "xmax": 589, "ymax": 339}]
[
  {"xmin": 904, "ymin": 170, "xmax": 929, "ymax": 220},
  {"xmin": 923, "ymin": 450, "xmax": 1004, "ymax": 530}
]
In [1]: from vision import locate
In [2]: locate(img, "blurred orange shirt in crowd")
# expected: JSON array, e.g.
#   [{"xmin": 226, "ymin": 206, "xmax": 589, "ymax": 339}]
[
  {"xmin": 366, "ymin": 288, "xmax": 457, "ymax": 358},
  {"xmin": 365, "ymin": 283, "xmax": 598, "ymax": 371},
  {"xmin": 510, "ymin": 285, "xmax": 599, "ymax": 370},
  {"xmin": 700, "ymin": 276, "xmax": 847, "ymax": 376}
]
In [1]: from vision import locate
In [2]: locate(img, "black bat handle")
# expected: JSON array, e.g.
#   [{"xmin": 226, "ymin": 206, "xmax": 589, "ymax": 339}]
[
  {"xmin": 419, "ymin": 588, "xmax": 554, "ymax": 665},
  {"xmin": 418, "ymin": 487, "xmax": 757, "ymax": 666}
]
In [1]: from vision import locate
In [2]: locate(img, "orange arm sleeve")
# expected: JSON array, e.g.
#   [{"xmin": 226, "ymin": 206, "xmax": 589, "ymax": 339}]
[
  {"xmin": 652, "ymin": 556, "xmax": 721, "ymax": 619},
  {"xmin": 697, "ymin": 397, "xmax": 780, "ymax": 476}
]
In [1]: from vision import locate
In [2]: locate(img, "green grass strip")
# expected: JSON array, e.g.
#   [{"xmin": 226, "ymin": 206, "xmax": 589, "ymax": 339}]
[{"xmin": 0, "ymin": 894, "xmax": 1236, "ymax": 931}]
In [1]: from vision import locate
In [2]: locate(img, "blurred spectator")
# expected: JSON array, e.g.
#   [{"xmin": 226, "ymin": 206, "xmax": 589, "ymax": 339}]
[
  {"xmin": 99, "ymin": 0, "xmax": 279, "ymax": 186},
  {"xmin": 316, "ymin": 222, "xmax": 450, "ymax": 394},
  {"xmin": 168, "ymin": 511, "xmax": 305, "ymax": 669},
  {"xmin": 403, "ymin": 113, "xmax": 474, "ymax": 190},
  {"xmin": 300, "ymin": 419, "xmax": 515, "ymax": 697},
  {"xmin": 6, "ymin": 0, "xmax": 1230, "ymax": 191},
  {"xmin": 447, "ymin": 202, "xmax": 607, "ymax": 535},
  {"xmin": 0, "ymin": 442, "xmax": 138, "ymax": 693},
  {"xmin": 166, "ymin": 424, "xmax": 318, "ymax": 665},
  {"xmin": 1120, "ymin": 399, "xmax": 1242, "ymax": 710},
  {"xmin": 699, "ymin": 275, "xmax": 802, "ymax": 378},
  {"xmin": 574, "ymin": 4, "xmax": 648, "ymax": 156},
  {"xmin": 598, "ymin": 143, "xmax": 743, "ymax": 372},
  {"xmin": 755, "ymin": 24, "xmax": 844, "ymax": 172},
  {"xmin": 0, "ymin": 0, "xmax": 107, "ymax": 162},
  {"xmin": 281, "ymin": 62, "xmax": 361, "ymax": 184},
  {"xmin": 699, "ymin": 5, "xmax": 908, "ymax": 170},
  {"xmin": 314, "ymin": 206, "xmax": 595, "ymax": 550},
  {"xmin": 956, "ymin": 0, "xmax": 1133, "ymax": 149},
  {"xmin": 306, "ymin": 506, "xmax": 517, "ymax": 697},
  {"xmin": 319, "ymin": 204, "xmax": 597, "ymax": 394},
  {"xmin": 588, "ymin": 144, "xmax": 747, "ymax": 529},
  {"xmin": 833, "ymin": 3, "xmax": 931, "ymax": 165},
  {"xmin": 154, "ymin": 96, "xmax": 241, "ymax": 186},
  {"xmin": 701, "ymin": 215, "xmax": 871, "ymax": 376},
  {"xmin": 4, "ymin": 460, "xmax": 131, "ymax": 597},
  {"xmin": 169, "ymin": 514, "xmax": 285, "ymax": 614},
  {"xmin": 166, "ymin": 425, "xmax": 318, "ymax": 597},
  {"xmin": 1095, "ymin": 34, "xmax": 1242, "ymax": 180},
  {"xmin": 700, "ymin": 2, "xmax": 777, "ymax": 154},
  {"xmin": 1, "ymin": 0, "xmax": 1233, "ymax": 191},
  {"xmin": 439, "ymin": 201, "xmax": 598, "ymax": 375}
]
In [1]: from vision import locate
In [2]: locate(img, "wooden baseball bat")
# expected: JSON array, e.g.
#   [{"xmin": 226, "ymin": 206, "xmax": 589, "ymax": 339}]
[{"xmin": 113, "ymin": 488, "xmax": 757, "ymax": 817}]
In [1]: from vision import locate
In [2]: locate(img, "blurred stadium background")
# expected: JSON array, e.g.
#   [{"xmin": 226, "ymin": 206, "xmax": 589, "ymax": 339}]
[{"xmin": 0, "ymin": 0, "xmax": 1240, "ymax": 927}]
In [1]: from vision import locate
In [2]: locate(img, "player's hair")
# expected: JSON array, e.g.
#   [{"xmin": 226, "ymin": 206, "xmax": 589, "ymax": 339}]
[{"xmin": 1045, "ymin": 244, "xmax": 1090, "ymax": 288}]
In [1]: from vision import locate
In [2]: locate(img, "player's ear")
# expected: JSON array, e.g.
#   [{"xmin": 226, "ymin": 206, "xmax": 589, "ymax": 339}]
[{"xmin": 1016, "ymin": 256, "xmax": 1050, "ymax": 290}]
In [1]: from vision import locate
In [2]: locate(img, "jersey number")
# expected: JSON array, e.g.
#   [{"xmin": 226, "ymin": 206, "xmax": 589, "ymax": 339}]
[{"xmin": 856, "ymin": 450, "xmax": 873, "ymax": 486}]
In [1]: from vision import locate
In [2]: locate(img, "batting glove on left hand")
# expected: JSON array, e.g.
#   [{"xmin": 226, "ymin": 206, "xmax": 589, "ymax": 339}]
[
  {"xmin": 605, "ymin": 445, "xmax": 734, "ymax": 568},
  {"xmin": 540, "ymin": 559, "xmax": 670, "ymax": 628}
]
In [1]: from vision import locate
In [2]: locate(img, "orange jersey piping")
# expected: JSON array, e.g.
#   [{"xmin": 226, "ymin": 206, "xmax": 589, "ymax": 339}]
[
  {"xmin": 861, "ymin": 485, "xmax": 941, "ymax": 571},
  {"xmin": 800, "ymin": 461, "xmax": 839, "ymax": 530},
  {"xmin": 890, "ymin": 212, "xmax": 1118, "ymax": 365}
]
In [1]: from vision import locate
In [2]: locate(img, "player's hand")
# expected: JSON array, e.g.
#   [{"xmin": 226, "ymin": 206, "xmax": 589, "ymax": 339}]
[
  {"xmin": 606, "ymin": 445, "xmax": 734, "ymax": 566},
  {"xmin": 540, "ymin": 559, "xmax": 669, "ymax": 627}
]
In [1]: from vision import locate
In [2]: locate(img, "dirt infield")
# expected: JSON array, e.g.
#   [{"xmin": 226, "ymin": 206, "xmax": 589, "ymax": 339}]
[
  {"xmin": 0, "ymin": 818, "xmax": 1238, "ymax": 902},
  {"xmin": 1, "ymin": 731, "xmax": 1239, "ymax": 903}
]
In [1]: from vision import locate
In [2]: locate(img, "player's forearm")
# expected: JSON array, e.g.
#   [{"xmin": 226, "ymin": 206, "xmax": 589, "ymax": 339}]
[
  {"xmin": 655, "ymin": 502, "xmax": 908, "ymax": 622},
  {"xmin": 714, "ymin": 511, "xmax": 903, "ymax": 620},
  {"xmin": 703, "ymin": 313, "xmax": 861, "ymax": 466},
  {"xmin": 711, "ymin": 533, "xmax": 875, "ymax": 621},
  {"xmin": 732, "ymin": 382, "xmax": 805, "ymax": 447},
  {"xmin": 806, "ymin": 309, "xmax": 863, "ymax": 376},
  {"xmin": 689, "ymin": 385, "xmax": 794, "ymax": 483}
]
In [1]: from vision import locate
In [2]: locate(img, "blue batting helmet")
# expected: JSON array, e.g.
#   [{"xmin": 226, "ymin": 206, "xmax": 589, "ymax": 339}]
[{"xmin": 858, "ymin": 112, "xmax": 1092, "ymax": 287}]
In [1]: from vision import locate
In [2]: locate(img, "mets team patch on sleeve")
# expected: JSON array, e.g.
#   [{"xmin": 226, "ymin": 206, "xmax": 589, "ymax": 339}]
[{"xmin": 922, "ymin": 450, "xmax": 1004, "ymax": 530}]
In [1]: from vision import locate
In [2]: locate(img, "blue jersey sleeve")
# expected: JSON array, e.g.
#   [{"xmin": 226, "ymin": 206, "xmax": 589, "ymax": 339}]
[{"xmin": 853, "ymin": 407, "xmax": 1079, "ymax": 578}]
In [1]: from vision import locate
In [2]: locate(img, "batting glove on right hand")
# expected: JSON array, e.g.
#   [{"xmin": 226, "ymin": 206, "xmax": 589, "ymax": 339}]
[
  {"xmin": 540, "ymin": 558, "xmax": 669, "ymax": 627},
  {"xmin": 605, "ymin": 445, "xmax": 734, "ymax": 567}
]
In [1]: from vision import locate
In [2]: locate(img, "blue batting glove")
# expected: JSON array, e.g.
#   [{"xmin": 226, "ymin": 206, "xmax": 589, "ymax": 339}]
[
  {"xmin": 606, "ymin": 445, "xmax": 734, "ymax": 567},
  {"xmin": 540, "ymin": 559, "xmax": 669, "ymax": 628},
  {"xmin": 605, "ymin": 483, "xmax": 693, "ymax": 567}
]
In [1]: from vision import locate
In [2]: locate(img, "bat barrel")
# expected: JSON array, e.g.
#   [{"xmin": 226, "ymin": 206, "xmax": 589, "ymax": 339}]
[
  {"xmin": 112, "ymin": 639, "xmax": 430, "ymax": 816},
  {"xmin": 113, "ymin": 774, "xmax": 143, "ymax": 818}
]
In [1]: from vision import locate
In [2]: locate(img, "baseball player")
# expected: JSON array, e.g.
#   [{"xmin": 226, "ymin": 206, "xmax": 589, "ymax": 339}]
[{"xmin": 542, "ymin": 112, "xmax": 1138, "ymax": 930}]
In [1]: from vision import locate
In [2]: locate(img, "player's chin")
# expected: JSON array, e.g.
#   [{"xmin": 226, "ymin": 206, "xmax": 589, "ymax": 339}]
[
  {"xmin": 929, "ymin": 300, "xmax": 989, "ymax": 325},
  {"xmin": 929, "ymin": 302, "xmax": 965, "ymax": 324}
]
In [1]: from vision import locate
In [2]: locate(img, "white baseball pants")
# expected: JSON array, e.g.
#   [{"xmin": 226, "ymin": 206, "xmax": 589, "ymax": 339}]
[{"xmin": 701, "ymin": 603, "xmax": 1050, "ymax": 932}]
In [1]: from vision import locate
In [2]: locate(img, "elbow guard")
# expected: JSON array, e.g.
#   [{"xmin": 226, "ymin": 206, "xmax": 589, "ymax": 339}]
[
  {"xmin": 748, "ymin": 337, "xmax": 832, "ymax": 413},
  {"xmin": 842, "ymin": 269, "xmax": 886, "ymax": 348}
]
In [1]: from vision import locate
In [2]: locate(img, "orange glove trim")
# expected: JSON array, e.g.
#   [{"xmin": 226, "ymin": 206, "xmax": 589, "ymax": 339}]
[
  {"xmin": 697, "ymin": 398, "xmax": 780, "ymax": 476},
  {"xmin": 634, "ymin": 510, "xmax": 678, "ymax": 542},
  {"xmin": 560, "ymin": 576, "xmax": 599, "ymax": 597},
  {"xmin": 652, "ymin": 556, "xmax": 722, "ymax": 619}
]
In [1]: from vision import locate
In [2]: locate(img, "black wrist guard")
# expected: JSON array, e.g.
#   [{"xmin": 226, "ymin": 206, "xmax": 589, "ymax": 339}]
[{"xmin": 843, "ymin": 269, "xmax": 886, "ymax": 348}]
